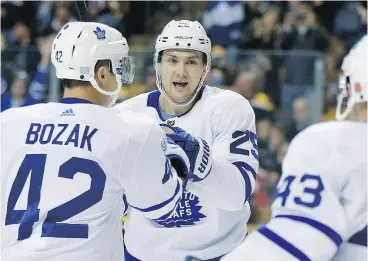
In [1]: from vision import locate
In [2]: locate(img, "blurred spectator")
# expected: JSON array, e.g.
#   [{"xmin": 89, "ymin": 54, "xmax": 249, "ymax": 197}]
[
  {"xmin": 308, "ymin": 1, "xmax": 345, "ymax": 33},
  {"xmin": 269, "ymin": 123, "xmax": 286, "ymax": 154},
  {"xmin": 1, "ymin": 34, "xmax": 53, "ymax": 111},
  {"xmin": 253, "ymin": 122, "xmax": 287, "ymax": 222},
  {"xmin": 2, "ymin": 20, "xmax": 41, "ymax": 79},
  {"xmin": 285, "ymin": 97, "xmax": 312, "ymax": 142},
  {"xmin": 98, "ymin": 1, "xmax": 130, "ymax": 35},
  {"xmin": 1, "ymin": 32, "xmax": 12, "ymax": 92},
  {"xmin": 321, "ymin": 36, "xmax": 345, "ymax": 121},
  {"xmin": 51, "ymin": 3, "xmax": 76, "ymax": 33},
  {"xmin": 333, "ymin": 2, "xmax": 367, "ymax": 53},
  {"xmin": 272, "ymin": 141, "xmax": 289, "ymax": 186},
  {"xmin": 36, "ymin": 2, "xmax": 54, "ymax": 35},
  {"xmin": 256, "ymin": 118, "xmax": 272, "ymax": 159},
  {"xmin": 258, "ymin": 122, "xmax": 287, "ymax": 175},
  {"xmin": 202, "ymin": 1, "xmax": 244, "ymax": 48},
  {"xmin": 1, "ymin": 71, "xmax": 37, "ymax": 112},
  {"xmin": 231, "ymin": 65, "xmax": 275, "ymax": 121},
  {"xmin": 145, "ymin": 67, "xmax": 157, "ymax": 92},
  {"xmin": 243, "ymin": 1, "xmax": 271, "ymax": 25},
  {"xmin": 84, "ymin": 1, "xmax": 105, "ymax": 22},
  {"xmin": 237, "ymin": 8, "xmax": 280, "ymax": 50},
  {"xmin": 204, "ymin": 45, "xmax": 234, "ymax": 87},
  {"xmin": 28, "ymin": 35, "xmax": 54, "ymax": 102},
  {"xmin": 237, "ymin": 5, "xmax": 283, "ymax": 107},
  {"xmin": 1, "ymin": 1, "xmax": 37, "ymax": 31},
  {"xmin": 276, "ymin": 3, "xmax": 329, "ymax": 115},
  {"xmin": 232, "ymin": 67, "xmax": 263, "ymax": 99}
]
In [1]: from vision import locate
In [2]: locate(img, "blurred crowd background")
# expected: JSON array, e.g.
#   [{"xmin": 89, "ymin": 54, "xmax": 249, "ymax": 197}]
[{"xmin": 1, "ymin": 0, "xmax": 367, "ymax": 225}]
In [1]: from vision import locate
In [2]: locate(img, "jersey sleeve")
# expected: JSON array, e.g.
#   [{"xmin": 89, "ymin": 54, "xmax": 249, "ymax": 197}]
[
  {"xmin": 114, "ymin": 93, "xmax": 147, "ymax": 112},
  {"xmin": 120, "ymin": 121, "xmax": 183, "ymax": 220},
  {"xmin": 187, "ymin": 97, "xmax": 259, "ymax": 211},
  {"xmin": 222, "ymin": 129, "xmax": 367, "ymax": 261}
]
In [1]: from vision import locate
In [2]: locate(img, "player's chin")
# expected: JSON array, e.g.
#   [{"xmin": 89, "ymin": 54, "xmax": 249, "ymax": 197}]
[
  {"xmin": 169, "ymin": 95, "xmax": 190, "ymax": 104},
  {"xmin": 168, "ymin": 89, "xmax": 191, "ymax": 102}
]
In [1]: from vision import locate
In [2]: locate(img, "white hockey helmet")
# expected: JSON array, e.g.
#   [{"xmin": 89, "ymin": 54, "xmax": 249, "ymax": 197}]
[
  {"xmin": 51, "ymin": 21, "xmax": 135, "ymax": 106},
  {"xmin": 154, "ymin": 20, "xmax": 212, "ymax": 106},
  {"xmin": 336, "ymin": 35, "xmax": 367, "ymax": 120}
]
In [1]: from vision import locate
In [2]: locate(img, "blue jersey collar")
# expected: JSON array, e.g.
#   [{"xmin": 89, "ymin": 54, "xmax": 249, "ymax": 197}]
[
  {"xmin": 59, "ymin": 97, "xmax": 94, "ymax": 104},
  {"xmin": 147, "ymin": 85, "xmax": 206, "ymax": 121}
]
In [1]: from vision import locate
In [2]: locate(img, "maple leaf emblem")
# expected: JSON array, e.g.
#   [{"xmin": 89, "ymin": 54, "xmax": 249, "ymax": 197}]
[{"xmin": 93, "ymin": 26, "xmax": 106, "ymax": 40}]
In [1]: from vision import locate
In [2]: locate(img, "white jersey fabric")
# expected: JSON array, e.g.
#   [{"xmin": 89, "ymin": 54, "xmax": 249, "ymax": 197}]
[
  {"xmin": 1, "ymin": 97, "xmax": 182, "ymax": 261},
  {"xmin": 116, "ymin": 85, "xmax": 259, "ymax": 261},
  {"xmin": 222, "ymin": 121, "xmax": 367, "ymax": 261}
]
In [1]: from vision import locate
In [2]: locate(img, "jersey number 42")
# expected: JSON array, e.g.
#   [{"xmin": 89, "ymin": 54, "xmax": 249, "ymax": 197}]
[{"xmin": 5, "ymin": 154, "xmax": 106, "ymax": 240}]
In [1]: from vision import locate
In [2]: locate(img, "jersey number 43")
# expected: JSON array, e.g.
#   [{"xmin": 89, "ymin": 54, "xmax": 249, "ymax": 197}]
[
  {"xmin": 5, "ymin": 154, "xmax": 106, "ymax": 240},
  {"xmin": 275, "ymin": 174, "xmax": 325, "ymax": 208}
]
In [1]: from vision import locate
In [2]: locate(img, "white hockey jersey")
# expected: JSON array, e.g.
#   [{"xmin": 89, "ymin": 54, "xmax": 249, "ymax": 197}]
[
  {"xmin": 222, "ymin": 121, "xmax": 367, "ymax": 261},
  {"xmin": 116, "ymin": 86, "xmax": 259, "ymax": 261},
  {"xmin": 1, "ymin": 97, "xmax": 182, "ymax": 261}
]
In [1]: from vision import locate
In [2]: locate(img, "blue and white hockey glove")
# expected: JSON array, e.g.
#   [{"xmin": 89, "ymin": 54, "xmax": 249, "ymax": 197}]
[
  {"xmin": 160, "ymin": 124, "xmax": 212, "ymax": 183},
  {"xmin": 162, "ymin": 135, "xmax": 191, "ymax": 180}
]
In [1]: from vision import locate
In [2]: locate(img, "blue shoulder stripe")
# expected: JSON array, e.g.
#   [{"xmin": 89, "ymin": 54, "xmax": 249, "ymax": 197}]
[
  {"xmin": 130, "ymin": 180, "xmax": 181, "ymax": 213},
  {"xmin": 258, "ymin": 226, "xmax": 311, "ymax": 261},
  {"xmin": 275, "ymin": 214, "xmax": 343, "ymax": 247},
  {"xmin": 147, "ymin": 90, "xmax": 160, "ymax": 108}
]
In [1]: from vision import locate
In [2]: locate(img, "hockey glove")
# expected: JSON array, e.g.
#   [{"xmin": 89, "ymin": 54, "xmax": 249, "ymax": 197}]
[
  {"xmin": 162, "ymin": 135, "xmax": 191, "ymax": 180},
  {"xmin": 160, "ymin": 124, "xmax": 212, "ymax": 183}
]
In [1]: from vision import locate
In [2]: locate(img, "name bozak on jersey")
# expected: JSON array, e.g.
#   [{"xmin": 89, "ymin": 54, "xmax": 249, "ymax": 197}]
[
  {"xmin": 1, "ymin": 99, "xmax": 183, "ymax": 261},
  {"xmin": 116, "ymin": 85, "xmax": 259, "ymax": 261}
]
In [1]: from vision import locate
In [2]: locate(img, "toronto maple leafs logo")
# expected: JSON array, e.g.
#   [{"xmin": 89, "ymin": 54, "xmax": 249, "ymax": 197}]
[
  {"xmin": 116, "ymin": 67, "xmax": 123, "ymax": 76},
  {"xmin": 93, "ymin": 26, "xmax": 106, "ymax": 40},
  {"xmin": 154, "ymin": 190, "xmax": 207, "ymax": 227}
]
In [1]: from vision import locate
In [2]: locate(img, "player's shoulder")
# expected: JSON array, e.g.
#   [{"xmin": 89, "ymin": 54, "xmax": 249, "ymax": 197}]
[
  {"xmin": 113, "ymin": 107, "xmax": 159, "ymax": 137},
  {"xmin": 289, "ymin": 121, "xmax": 337, "ymax": 150},
  {"xmin": 289, "ymin": 120, "xmax": 367, "ymax": 157},
  {"xmin": 293, "ymin": 120, "xmax": 366, "ymax": 143},
  {"xmin": 1, "ymin": 103, "xmax": 47, "ymax": 122},
  {"xmin": 115, "ymin": 108, "xmax": 154, "ymax": 127},
  {"xmin": 115, "ymin": 92, "xmax": 151, "ymax": 112},
  {"xmin": 202, "ymin": 85, "xmax": 251, "ymax": 110}
]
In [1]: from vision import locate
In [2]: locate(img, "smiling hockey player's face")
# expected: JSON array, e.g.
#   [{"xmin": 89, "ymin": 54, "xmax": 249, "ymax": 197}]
[{"xmin": 159, "ymin": 50, "xmax": 206, "ymax": 103}]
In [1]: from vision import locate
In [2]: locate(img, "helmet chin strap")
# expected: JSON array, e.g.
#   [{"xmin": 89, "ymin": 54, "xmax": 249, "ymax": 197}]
[
  {"xmin": 156, "ymin": 71, "xmax": 208, "ymax": 108},
  {"xmin": 89, "ymin": 76, "xmax": 122, "ymax": 107},
  {"xmin": 336, "ymin": 88, "xmax": 354, "ymax": 120}
]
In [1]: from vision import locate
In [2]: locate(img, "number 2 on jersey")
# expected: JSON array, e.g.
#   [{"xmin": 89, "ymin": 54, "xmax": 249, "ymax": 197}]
[
  {"xmin": 230, "ymin": 130, "xmax": 258, "ymax": 161},
  {"xmin": 275, "ymin": 174, "xmax": 324, "ymax": 208},
  {"xmin": 5, "ymin": 154, "xmax": 106, "ymax": 240}
]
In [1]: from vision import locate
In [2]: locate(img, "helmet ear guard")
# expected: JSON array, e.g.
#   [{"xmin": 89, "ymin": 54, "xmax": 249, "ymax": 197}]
[{"xmin": 153, "ymin": 20, "xmax": 212, "ymax": 107}]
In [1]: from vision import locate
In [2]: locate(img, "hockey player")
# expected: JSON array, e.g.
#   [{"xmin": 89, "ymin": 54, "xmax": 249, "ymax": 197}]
[
  {"xmin": 116, "ymin": 20, "xmax": 259, "ymax": 261},
  {"xmin": 220, "ymin": 36, "xmax": 367, "ymax": 261},
  {"xmin": 1, "ymin": 21, "xmax": 191, "ymax": 261}
]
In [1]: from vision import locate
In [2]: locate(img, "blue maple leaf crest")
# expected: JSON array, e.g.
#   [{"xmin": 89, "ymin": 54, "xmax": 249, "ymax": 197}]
[
  {"xmin": 93, "ymin": 26, "xmax": 106, "ymax": 40},
  {"xmin": 154, "ymin": 191, "xmax": 207, "ymax": 228}
]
